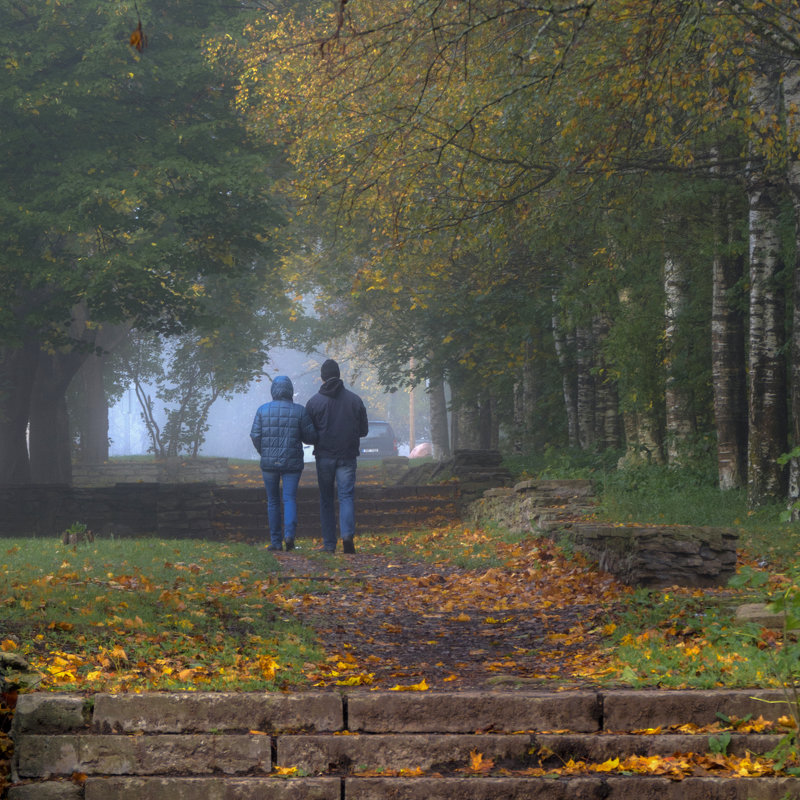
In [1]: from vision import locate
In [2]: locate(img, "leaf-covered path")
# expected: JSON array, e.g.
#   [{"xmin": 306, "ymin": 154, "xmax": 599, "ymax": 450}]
[{"xmin": 265, "ymin": 531, "xmax": 627, "ymax": 690}]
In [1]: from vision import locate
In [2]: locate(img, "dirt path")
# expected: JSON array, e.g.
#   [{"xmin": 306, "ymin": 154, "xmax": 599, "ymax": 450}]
[{"xmin": 267, "ymin": 543, "xmax": 625, "ymax": 690}]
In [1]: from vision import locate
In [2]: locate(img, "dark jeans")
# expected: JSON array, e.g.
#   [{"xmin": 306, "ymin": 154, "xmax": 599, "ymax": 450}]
[
  {"xmin": 261, "ymin": 470, "xmax": 302, "ymax": 548},
  {"xmin": 315, "ymin": 457, "xmax": 357, "ymax": 551}
]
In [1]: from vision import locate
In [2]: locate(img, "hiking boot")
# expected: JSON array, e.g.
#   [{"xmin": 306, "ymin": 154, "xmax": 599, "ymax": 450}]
[
  {"xmin": 266, "ymin": 544, "xmax": 282, "ymax": 552},
  {"xmin": 342, "ymin": 539, "xmax": 356, "ymax": 554},
  {"xmin": 284, "ymin": 538, "xmax": 295, "ymax": 551}
]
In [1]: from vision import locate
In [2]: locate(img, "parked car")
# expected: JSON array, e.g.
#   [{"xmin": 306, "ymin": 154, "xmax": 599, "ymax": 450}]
[{"xmin": 359, "ymin": 420, "xmax": 398, "ymax": 458}]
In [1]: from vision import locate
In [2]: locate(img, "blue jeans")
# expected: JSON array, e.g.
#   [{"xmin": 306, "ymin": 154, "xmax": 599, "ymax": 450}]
[
  {"xmin": 261, "ymin": 470, "xmax": 302, "ymax": 548},
  {"xmin": 315, "ymin": 457, "xmax": 357, "ymax": 551}
]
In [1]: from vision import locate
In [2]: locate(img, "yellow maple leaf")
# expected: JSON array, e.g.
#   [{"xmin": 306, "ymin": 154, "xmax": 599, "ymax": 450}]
[
  {"xmin": 273, "ymin": 765, "xmax": 298, "ymax": 776},
  {"xmin": 258, "ymin": 655, "xmax": 279, "ymax": 681},
  {"xmin": 109, "ymin": 645, "xmax": 128, "ymax": 662},
  {"xmin": 389, "ymin": 678, "xmax": 429, "ymax": 692},
  {"xmin": 335, "ymin": 673, "xmax": 374, "ymax": 686},
  {"xmin": 594, "ymin": 757, "xmax": 620, "ymax": 773},
  {"xmin": 468, "ymin": 749, "xmax": 494, "ymax": 773}
]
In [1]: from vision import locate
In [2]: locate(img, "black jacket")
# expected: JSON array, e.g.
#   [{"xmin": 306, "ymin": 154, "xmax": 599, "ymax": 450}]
[{"xmin": 305, "ymin": 378, "xmax": 368, "ymax": 460}]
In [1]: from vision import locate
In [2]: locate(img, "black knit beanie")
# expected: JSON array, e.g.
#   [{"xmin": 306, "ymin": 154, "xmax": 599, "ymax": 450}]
[{"xmin": 321, "ymin": 359, "xmax": 340, "ymax": 380}]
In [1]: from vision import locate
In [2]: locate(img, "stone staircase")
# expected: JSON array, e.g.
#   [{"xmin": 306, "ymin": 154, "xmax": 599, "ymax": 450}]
[
  {"xmin": 10, "ymin": 690, "xmax": 800, "ymax": 799},
  {"xmin": 214, "ymin": 484, "xmax": 462, "ymax": 542}
]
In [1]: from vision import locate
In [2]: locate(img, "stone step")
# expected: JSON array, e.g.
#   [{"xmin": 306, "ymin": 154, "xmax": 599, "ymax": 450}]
[
  {"xmin": 10, "ymin": 774, "xmax": 800, "ymax": 800},
  {"xmin": 11, "ymin": 690, "xmax": 798, "ymax": 799},
  {"xmin": 15, "ymin": 689, "xmax": 792, "ymax": 736}
]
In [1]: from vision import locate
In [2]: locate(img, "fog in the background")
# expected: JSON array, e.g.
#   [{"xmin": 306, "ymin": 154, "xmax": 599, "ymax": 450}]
[{"xmin": 108, "ymin": 347, "xmax": 422, "ymax": 459}]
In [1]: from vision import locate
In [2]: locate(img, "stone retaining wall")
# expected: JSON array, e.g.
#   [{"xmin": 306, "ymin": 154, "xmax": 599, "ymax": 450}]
[
  {"xmin": 72, "ymin": 458, "xmax": 231, "ymax": 487},
  {"xmin": 10, "ymin": 690, "xmax": 800, "ymax": 799},
  {"xmin": 0, "ymin": 484, "xmax": 460, "ymax": 541},
  {"xmin": 471, "ymin": 480, "xmax": 738, "ymax": 588}
]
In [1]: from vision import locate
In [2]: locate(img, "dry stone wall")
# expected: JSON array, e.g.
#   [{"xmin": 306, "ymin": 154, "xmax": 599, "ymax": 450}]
[
  {"xmin": 0, "ymin": 484, "xmax": 459, "ymax": 541},
  {"xmin": 470, "ymin": 480, "xmax": 738, "ymax": 588}
]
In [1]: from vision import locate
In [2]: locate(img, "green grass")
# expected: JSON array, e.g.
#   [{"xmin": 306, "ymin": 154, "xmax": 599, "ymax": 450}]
[
  {"xmin": 0, "ymin": 538, "xmax": 324, "ymax": 692},
  {"xmin": 9, "ymin": 454, "xmax": 800, "ymax": 694},
  {"xmin": 504, "ymin": 450, "xmax": 800, "ymax": 688}
]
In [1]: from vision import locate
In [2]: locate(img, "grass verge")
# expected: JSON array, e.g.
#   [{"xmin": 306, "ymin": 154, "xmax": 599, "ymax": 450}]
[{"xmin": 0, "ymin": 538, "xmax": 323, "ymax": 693}]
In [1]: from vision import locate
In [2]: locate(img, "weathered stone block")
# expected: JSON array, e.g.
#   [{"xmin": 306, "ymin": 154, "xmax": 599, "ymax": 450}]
[
  {"xmin": 532, "ymin": 731, "xmax": 783, "ymax": 762},
  {"xmin": 7, "ymin": 783, "xmax": 83, "ymax": 800},
  {"xmin": 347, "ymin": 691, "xmax": 600, "ymax": 733},
  {"xmin": 277, "ymin": 733, "xmax": 531, "ymax": 774},
  {"xmin": 572, "ymin": 523, "xmax": 738, "ymax": 588},
  {"xmin": 603, "ymin": 776, "xmax": 800, "ymax": 799},
  {"xmin": 602, "ymin": 689, "xmax": 789, "ymax": 732},
  {"xmin": 12, "ymin": 695, "xmax": 88, "ymax": 735},
  {"xmin": 345, "ymin": 776, "xmax": 604, "ymax": 800},
  {"xmin": 93, "ymin": 692, "xmax": 343, "ymax": 734},
  {"xmin": 16, "ymin": 734, "xmax": 271, "ymax": 778},
  {"xmin": 84, "ymin": 777, "xmax": 341, "ymax": 800}
]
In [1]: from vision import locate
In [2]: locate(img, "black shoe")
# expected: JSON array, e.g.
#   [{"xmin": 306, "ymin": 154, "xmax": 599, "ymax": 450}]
[
  {"xmin": 284, "ymin": 539, "xmax": 295, "ymax": 551},
  {"xmin": 342, "ymin": 539, "xmax": 356, "ymax": 554},
  {"xmin": 267, "ymin": 544, "xmax": 282, "ymax": 552}
]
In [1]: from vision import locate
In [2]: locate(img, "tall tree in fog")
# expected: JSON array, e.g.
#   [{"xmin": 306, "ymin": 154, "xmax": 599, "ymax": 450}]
[{"xmin": 0, "ymin": 0, "xmax": 288, "ymax": 483}]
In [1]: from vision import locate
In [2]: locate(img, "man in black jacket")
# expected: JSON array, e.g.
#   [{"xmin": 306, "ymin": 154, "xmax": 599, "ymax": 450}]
[{"xmin": 305, "ymin": 359, "xmax": 369, "ymax": 553}]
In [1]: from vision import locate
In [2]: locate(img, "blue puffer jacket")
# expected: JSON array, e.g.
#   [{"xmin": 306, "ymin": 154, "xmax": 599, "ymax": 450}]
[{"xmin": 250, "ymin": 376, "xmax": 318, "ymax": 473}]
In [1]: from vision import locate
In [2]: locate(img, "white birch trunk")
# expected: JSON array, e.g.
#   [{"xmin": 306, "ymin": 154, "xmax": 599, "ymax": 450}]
[
  {"xmin": 746, "ymin": 61, "xmax": 788, "ymax": 507},
  {"xmin": 663, "ymin": 251, "xmax": 694, "ymax": 465}
]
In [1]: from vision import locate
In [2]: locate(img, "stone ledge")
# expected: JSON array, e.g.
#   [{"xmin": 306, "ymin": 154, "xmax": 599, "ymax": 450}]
[
  {"xmin": 602, "ymin": 689, "xmax": 791, "ymax": 730},
  {"xmin": 533, "ymin": 731, "xmax": 783, "ymax": 761},
  {"xmin": 93, "ymin": 691, "xmax": 343, "ymax": 734},
  {"xmin": 347, "ymin": 691, "xmax": 600, "ymax": 733},
  {"xmin": 7, "ymin": 783, "xmax": 83, "ymax": 800},
  {"xmin": 277, "ymin": 733, "xmax": 532, "ymax": 774},
  {"xmin": 16, "ymin": 734, "xmax": 272, "ymax": 778},
  {"xmin": 345, "ymin": 776, "xmax": 800, "ymax": 800},
  {"xmin": 14, "ymin": 689, "xmax": 794, "ymax": 738},
  {"xmin": 9, "ymin": 775, "xmax": 800, "ymax": 800},
  {"xmin": 11, "ymin": 695, "xmax": 89, "ymax": 735},
  {"xmin": 82, "ymin": 777, "xmax": 341, "ymax": 800}
]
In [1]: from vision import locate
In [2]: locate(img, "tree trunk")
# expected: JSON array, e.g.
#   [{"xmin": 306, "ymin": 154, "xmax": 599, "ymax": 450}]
[
  {"xmin": 28, "ymin": 303, "xmax": 121, "ymax": 483},
  {"xmin": 0, "ymin": 336, "xmax": 39, "ymax": 484},
  {"xmin": 71, "ymin": 321, "xmax": 130, "ymax": 465},
  {"xmin": 592, "ymin": 315, "xmax": 623, "ymax": 450},
  {"xmin": 575, "ymin": 325, "xmax": 596, "ymax": 450},
  {"xmin": 622, "ymin": 409, "xmax": 664, "ymax": 466},
  {"xmin": 73, "ymin": 353, "xmax": 110, "ymax": 464},
  {"xmin": 711, "ymin": 189, "xmax": 748, "ymax": 491},
  {"xmin": 428, "ymin": 372, "xmax": 450, "ymax": 461},
  {"xmin": 29, "ymin": 348, "xmax": 90, "ymax": 484},
  {"xmin": 478, "ymin": 390, "xmax": 494, "ymax": 450},
  {"xmin": 663, "ymin": 250, "xmax": 695, "ymax": 465},
  {"xmin": 450, "ymin": 381, "xmax": 481, "ymax": 450},
  {"xmin": 513, "ymin": 338, "xmax": 536, "ymax": 453},
  {"xmin": 552, "ymin": 293, "xmax": 579, "ymax": 448},
  {"xmin": 746, "ymin": 62, "xmax": 788, "ymax": 507}
]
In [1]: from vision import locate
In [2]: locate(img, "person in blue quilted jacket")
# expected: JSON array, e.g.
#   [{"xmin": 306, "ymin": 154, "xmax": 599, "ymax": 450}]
[{"xmin": 250, "ymin": 375, "xmax": 318, "ymax": 551}]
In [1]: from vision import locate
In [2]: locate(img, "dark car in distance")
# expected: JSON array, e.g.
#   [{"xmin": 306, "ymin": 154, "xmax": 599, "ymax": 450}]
[{"xmin": 359, "ymin": 420, "xmax": 398, "ymax": 458}]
